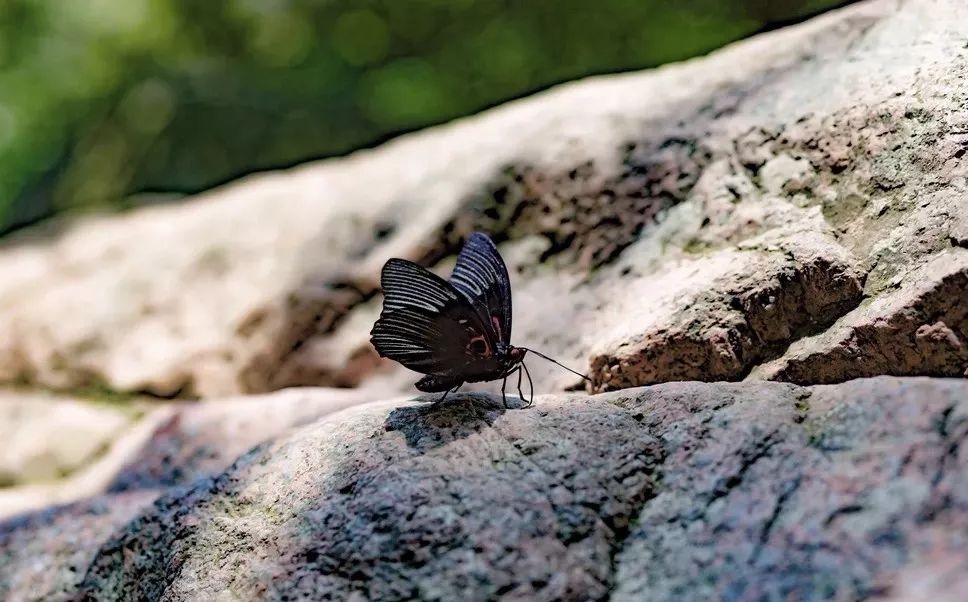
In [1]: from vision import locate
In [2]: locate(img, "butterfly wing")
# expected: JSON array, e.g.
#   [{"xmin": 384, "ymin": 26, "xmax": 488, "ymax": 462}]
[
  {"xmin": 448, "ymin": 232, "xmax": 513, "ymax": 347},
  {"xmin": 370, "ymin": 258, "xmax": 499, "ymax": 378}
]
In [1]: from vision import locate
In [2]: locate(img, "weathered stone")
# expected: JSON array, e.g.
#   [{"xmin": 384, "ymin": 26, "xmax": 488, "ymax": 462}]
[
  {"xmin": 0, "ymin": 388, "xmax": 382, "ymax": 521},
  {"xmin": 0, "ymin": 392, "xmax": 134, "ymax": 486},
  {"xmin": 751, "ymin": 248, "xmax": 968, "ymax": 383},
  {"xmin": 0, "ymin": 378, "xmax": 963, "ymax": 601},
  {"xmin": 107, "ymin": 386, "xmax": 394, "ymax": 493},
  {"xmin": 951, "ymin": 210, "xmax": 968, "ymax": 249},
  {"xmin": 0, "ymin": 490, "xmax": 158, "ymax": 602},
  {"xmin": 587, "ymin": 228, "xmax": 865, "ymax": 391},
  {"xmin": 0, "ymin": 404, "xmax": 174, "ymax": 520},
  {"xmin": 1, "ymin": 0, "xmax": 965, "ymax": 396},
  {"xmin": 1, "ymin": 0, "xmax": 967, "ymax": 599},
  {"xmin": 609, "ymin": 377, "xmax": 968, "ymax": 601}
]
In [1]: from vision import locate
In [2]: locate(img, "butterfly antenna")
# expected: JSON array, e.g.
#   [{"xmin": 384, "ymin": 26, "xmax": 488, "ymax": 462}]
[{"xmin": 519, "ymin": 347, "xmax": 590, "ymax": 381}]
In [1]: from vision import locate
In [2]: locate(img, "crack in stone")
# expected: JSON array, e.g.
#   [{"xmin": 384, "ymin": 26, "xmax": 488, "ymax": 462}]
[
  {"xmin": 405, "ymin": 402, "xmax": 667, "ymax": 600},
  {"xmin": 603, "ymin": 453, "xmax": 666, "ymax": 600},
  {"xmin": 931, "ymin": 404, "xmax": 963, "ymax": 489},
  {"xmin": 500, "ymin": 419, "xmax": 665, "ymax": 599},
  {"xmin": 740, "ymin": 263, "xmax": 869, "ymax": 380},
  {"xmin": 823, "ymin": 503, "xmax": 866, "ymax": 527},
  {"xmin": 709, "ymin": 429, "xmax": 782, "ymax": 504},
  {"xmin": 751, "ymin": 474, "xmax": 803, "ymax": 565}
]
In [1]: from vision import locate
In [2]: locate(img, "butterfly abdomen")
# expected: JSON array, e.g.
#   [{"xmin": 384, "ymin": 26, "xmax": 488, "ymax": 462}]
[{"xmin": 415, "ymin": 374, "xmax": 463, "ymax": 393}]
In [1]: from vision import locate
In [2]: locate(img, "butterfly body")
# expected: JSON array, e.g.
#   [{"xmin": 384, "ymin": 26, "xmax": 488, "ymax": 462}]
[
  {"xmin": 370, "ymin": 232, "xmax": 528, "ymax": 403},
  {"xmin": 371, "ymin": 232, "xmax": 586, "ymax": 405},
  {"xmin": 412, "ymin": 344, "xmax": 526, "ymax": 392}
]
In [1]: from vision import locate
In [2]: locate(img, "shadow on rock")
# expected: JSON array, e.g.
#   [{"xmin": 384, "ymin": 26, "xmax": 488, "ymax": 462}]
[{"xmin": 383, "ymin": 392, "xmax": 524, "ymax": 452}]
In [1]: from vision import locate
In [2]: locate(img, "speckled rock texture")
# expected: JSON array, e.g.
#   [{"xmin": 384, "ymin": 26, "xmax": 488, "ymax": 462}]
[
  {"xmin": 0, "ymin": 490, "xmax": 159, "ymax": 601},
  {"xmin": 0, "ymin": 378, "xmax": 964, "ymax": 601},
  {"xmin": 0, "ymin": 0, "xmax": 966, "ymax": 600},
  {"xmin": 0, "ymin": 0, "xmax": 964, "ymax": 398}
]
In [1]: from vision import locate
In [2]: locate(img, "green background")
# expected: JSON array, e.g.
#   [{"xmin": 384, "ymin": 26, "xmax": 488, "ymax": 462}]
[{"xmin": 0, "ymin": 0, "xmax": 846, "ymax": 236}]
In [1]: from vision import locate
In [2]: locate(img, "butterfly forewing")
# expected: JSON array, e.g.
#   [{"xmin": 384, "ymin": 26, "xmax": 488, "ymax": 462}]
[
  {"xmin": 449, "ymin": 232, "xmax": 513, "ymax": 347},
  {"xmin": 370, "ymin": 258, "xmax": 498, "ymax": 377}
]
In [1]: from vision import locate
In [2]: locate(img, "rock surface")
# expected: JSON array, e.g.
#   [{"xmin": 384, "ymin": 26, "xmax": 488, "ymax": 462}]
[
  {"xmin": 751, "ymin": 248, "xmax": 968, "ymax": 383},
  {"xmin": 0, "ymin": 387, "xmax": 390, "ymax": 521},
  {"xmin": 0, "ymin": 392, "xmax": 135, "ymax": 486},
  {"xmin": 0, "ymin": 0, "xmax": 964, "ymax": 398},
  {"xmin": 0, "ymin": 378, "xmax": 964, "ymax": 601},
  {"xmin": 0, "ymin": 1, "xmax": 966, "ymax": 601},
  {"xmin": 0, "ymin": 490, "xmax": 159, "ymax": 601},
  {"xmin": 106, "ymin": 386, "xmax": 399, "ymax": 494}
]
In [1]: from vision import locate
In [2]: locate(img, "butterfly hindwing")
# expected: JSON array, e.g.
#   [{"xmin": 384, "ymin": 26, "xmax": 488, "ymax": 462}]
[
  {"xmin": 370, "ymin": 258, "xmax": 497, "ymax": 376},
  {"xmin": 449, "ymin": 232, "xmax": 513, "ymax": 347}
]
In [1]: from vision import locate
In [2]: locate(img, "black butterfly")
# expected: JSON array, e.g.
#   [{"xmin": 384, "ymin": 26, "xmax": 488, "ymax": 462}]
[{"xmin": 370, "ymin": 232, "xmax": 587, "ymax": 406}]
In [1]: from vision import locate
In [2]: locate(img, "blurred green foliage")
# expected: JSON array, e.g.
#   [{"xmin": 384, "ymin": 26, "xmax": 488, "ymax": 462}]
[{"xmin": 0, "ymin": 0, "xmax": 846, "ymax": 235}]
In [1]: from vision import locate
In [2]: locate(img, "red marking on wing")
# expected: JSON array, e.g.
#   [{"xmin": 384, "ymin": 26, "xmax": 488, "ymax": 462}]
[
  {"xmin": 467, "ymin": 334, "xmax": 492, "ymax": 357},
  {"xmin": 491, "ymin": 316, "xmax": 503, "ymax": 342}
]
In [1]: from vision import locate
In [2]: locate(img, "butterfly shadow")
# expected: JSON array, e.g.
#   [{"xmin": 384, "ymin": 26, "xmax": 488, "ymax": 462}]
[{"xmin": 383, "ymin": 392, "xmax": 527, "ymax": 454}]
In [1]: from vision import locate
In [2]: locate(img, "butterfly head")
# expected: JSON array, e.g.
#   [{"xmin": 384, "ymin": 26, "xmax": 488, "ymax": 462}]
[{"xmin": 501, "ymin": 345, "xmax": 527, "ymax": 370}]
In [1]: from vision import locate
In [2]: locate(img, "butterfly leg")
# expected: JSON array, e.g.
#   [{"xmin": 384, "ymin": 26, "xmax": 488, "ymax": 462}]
[
  {"xmin": 522, "ymin": 362, "xmax": 534, "ymax": 407},
  {"xmin": 501, "ymin": 372, "xmax": 510, "ymax": 408},
  {"xmin": 437, "ymin": 383, "xmax": 462, "ymax": 404},
  {"xmin": 515, "ymin": 366, "xmax": 526, "ymax": 405}
]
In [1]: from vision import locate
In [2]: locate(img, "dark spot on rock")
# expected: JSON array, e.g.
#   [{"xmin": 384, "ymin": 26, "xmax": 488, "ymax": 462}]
[{"xmin": 373, "ymin": 222, "xmax": 395, "ymax": 240}]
